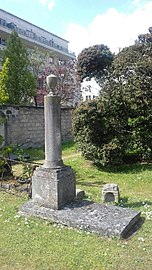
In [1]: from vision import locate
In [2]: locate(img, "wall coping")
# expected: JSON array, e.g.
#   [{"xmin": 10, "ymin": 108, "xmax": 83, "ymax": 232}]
[{"xmin": 0, "ymin": 104, "xmax": 74, "ymax": 110}]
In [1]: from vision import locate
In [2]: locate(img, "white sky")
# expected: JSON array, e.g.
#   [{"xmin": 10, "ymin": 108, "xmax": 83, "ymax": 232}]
[{"xmin": 64, "ymin": 1, "xmax": 152, "ymax": 56}]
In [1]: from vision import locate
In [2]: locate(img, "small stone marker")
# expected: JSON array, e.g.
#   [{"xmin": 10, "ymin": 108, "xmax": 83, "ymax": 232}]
[{"xmin": 102, "ymin": 183, "xmax": 120, "ymax": 204}]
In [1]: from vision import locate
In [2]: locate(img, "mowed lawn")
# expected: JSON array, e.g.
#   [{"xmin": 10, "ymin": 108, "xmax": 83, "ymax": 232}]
[{"xmin": 0, "ymin": 142, "xmax": 152, "ymax": 270}]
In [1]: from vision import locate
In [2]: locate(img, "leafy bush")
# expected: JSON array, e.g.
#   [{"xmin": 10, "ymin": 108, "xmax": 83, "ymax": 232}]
[
  {"xmin": 0, "ymin": 143, "xmax": 32, "ymax": 179},
  {"xmin": 0, "ymin": 135, "xmax": 3, "ymax": 146},
  {"xmin": 0, "ymin": 143, "xmax": 13, "ymax": 178},
  {"xmin": 73, "ymin": 88, "xmax": 152, "ymax": 166},
  {"xmin": 73, "ymin": 29, "xmax": 152, "ymax": 166},
  {"xmin": 73, "ymin": 100, "xmax": 127, "ymax": 166}
]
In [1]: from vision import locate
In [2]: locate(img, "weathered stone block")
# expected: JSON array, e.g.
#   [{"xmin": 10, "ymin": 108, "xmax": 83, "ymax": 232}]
[
  {"xmin": 102, "ymin": 183, "xmax": 120, "ymax": 203},
  {"xmin": 32, "ymin": 165, "xmax": 76, "ymax": 210}
]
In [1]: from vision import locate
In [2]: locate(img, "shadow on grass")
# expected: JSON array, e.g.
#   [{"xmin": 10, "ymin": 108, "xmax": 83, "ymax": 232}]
[
  {"xmin": 76, "ymin": 174, "xmax": 107, "ymax": 187},
  {"xmin": 95, "ymin": 162, "xmax": 152, "ymax": 174},
  {"xmin": 77, "ymin": 180, "xmax": 107, "ymax": 187},
  {"xmin": 62, "ymin": 141, "xmax": 76, "ymax": 151},
  {"xmin": 120, "ymin": 197, "xmax": 152, "ymax": 208}
]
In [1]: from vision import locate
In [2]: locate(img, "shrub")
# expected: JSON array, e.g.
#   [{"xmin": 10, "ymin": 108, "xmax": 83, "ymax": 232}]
[
  {"xmin": 73, "ymin": 32, "xmax": 152, "ymax": 166},
  {"xmin": 72, "ymin": 100, "xmax": 127, "ymax": 166},
  {"xmin": 0, "ymin": 143, "xmax": 13, "ymax": 178},
  {"xmin": 72, "ymin": 80, "xmax": 152, "ymax": 166}
]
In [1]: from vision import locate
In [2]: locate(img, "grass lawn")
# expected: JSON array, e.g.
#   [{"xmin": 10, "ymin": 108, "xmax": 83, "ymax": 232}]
[{"xmin": 0, "ymin": 142, "xmax": 152, "ymax": 270}]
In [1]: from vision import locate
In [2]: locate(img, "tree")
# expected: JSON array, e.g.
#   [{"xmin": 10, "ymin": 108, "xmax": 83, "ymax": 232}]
[
  {"xmin": 73, "ymin": 28, "xmax": 152, "ymax": 165},
  {"xmin": 77, "ymin": 44, "xmax": 113, "ymax": 82},
  {"xmin": 28, "ymin": 46, "xmax": 81, "ymax": 107},
  {"xmin": 0, "ymin": 58, "xmax": 9, "ymax": 104},
  {"xmin": 29, "ymin": 49, "xmax": 82, "ymax": 107},
  {"xmin": 44, "ymin": 59, "xmax": 81, "ymax": 107},
  {"xmin": 28, "ymin": 46, "xmax": 53, "ymax": 106},
  {"xmin": 1, "ymin": 30, "xmax": 36, "ymax": 105},
  {"xmin": 29, "ymin": 46, "xmax": 55, "ymax": 79},
  {"xmin": 99, "ymin": 36, "xmax": 152, "ymax": 160},
  {"xmin": 137, "ymin": 26, "xmax": 152, "ymax": 44}
]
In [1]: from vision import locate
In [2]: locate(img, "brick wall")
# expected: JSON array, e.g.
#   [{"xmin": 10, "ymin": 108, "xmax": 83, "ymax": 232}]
[{"xmin": 0, "ymin": 105, "xmax": 73, "ymax": 147}]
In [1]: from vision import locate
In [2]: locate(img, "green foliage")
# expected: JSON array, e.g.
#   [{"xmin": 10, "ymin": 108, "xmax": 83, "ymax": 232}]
[
  {"xmin": 0, "ymin": 58, "xmax": 9, "ymax": 103},
  {"xmin": 29, "ymin": 46, "xmax": 53, "ymax": 77},
  {"xmin": 1, "ymin": 30, "xmax": 36, "ymax": 105},
  {"xmin": 77, "ymin": 44, "xmax": 113, "ymax": 82},
  {"xmin": 0, "ymin": 135, "xmax": 3, "ymax": 146},
  {"xmin": 73, "ymin": 29, "xmax": 152, "ymax": 166},
  {"xmin": 103, "ymin": 42, "xmax": 152, "ymax": 159},
  {"xmin": 22, "ymin": 163, "xmax": 34, "ymax": 179},
  {"xmin": 137, "ymin": 26, "xmax": 152, "ymax": 44},
  {"xmin": 0, "ymin": 143, "xmax": 33, "ymax": 179},
  {"xmin": 73, "ymin": 100, "xmax": 128, "ymax": 166},
  {"xmin": 0, "ymin": 144, "xmax": 13, "ymax": 178}
]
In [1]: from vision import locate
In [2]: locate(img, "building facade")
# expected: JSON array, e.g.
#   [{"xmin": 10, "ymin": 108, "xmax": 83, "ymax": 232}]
[
  {"xmin": 81, "ymin": 78, "xmax": 100, "ymax": 101},
  {"xmin": 0, "ymin": 9, "xmax": 75, "ymax": 62},
  {"xmin": 0, "ymin": 9, "xmax": 81, "ymax": 107}
]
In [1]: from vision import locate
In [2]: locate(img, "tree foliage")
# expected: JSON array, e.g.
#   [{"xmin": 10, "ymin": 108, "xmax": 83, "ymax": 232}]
[
  {"xmin": 0, "ymin": 58, "xmax": 9, "ymax": 103},
  {"xmin": 44, "ymin": 59, "xmax": 81, "ymax": 107},
  {"xmin": 28, "ymin": 46, "xmax": 53, "ymax": 106},
  {"xmin": 137, "ymin": 26, "xmax": 152, "ymax": 44},
  {"xmin": 73, "ymin": 98, "xmax": 129, "ymax": 166},
  {"xmin": 28, "ymin": 47, "xmax": 81, "ymax": 107},
  {"xmin": 73, "ymin": 28, "xmax": 152, "ymax": 166},
  {"xmin": 103, "ymin": 37, "xmax": 152, "ymax": 157},
  {"xmin": 29, "ymin": 48, "xmax": 81, "ymax": 107},
  {"xmin": 29, "ymin": 47, "xmax": 53, "ymax": 78},
  {"xmin": 1, "ymin": 30, "xmax": 36, "ymax": 105},
  {"xmin": 77, "ymin": 44, "xmax": 113, "ymax": 82}
]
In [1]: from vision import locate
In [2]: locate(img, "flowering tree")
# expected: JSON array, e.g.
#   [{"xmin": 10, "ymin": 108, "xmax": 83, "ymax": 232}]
[
  {"xmin": 29, "ymin": 47, "xmax": 81, "ymax": 107},
  {"xmin": 36, "ymin": 59, "xmax": 82, "ymax": 107},
  {"xmin": 28, "ymin": 47, "xmax": 52, "ymax": 106}
]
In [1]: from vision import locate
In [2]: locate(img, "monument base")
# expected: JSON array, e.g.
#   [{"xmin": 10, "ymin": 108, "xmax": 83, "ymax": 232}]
[
  {"xmin": 32, "ymin": 165, "xmax": 76, "ymax": 210},
  {"xmin": 19, "ymin": 200, "xmax": 141, "ymax": 238}
]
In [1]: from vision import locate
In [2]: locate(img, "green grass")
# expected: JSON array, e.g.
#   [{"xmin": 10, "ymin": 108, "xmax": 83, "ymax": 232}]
[
  {"xmin": 24, "ymin": 141, "xmax": 77, "ymax": 161},
  {"xmin": 0, "ymin": 142, "xmax": 152, "ymax": 270}
]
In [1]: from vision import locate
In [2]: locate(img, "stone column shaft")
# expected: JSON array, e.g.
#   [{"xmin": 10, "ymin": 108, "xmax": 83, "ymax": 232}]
[{"xmin": 43, "ymin": 94, "xmax": 63, "ymax": 168}]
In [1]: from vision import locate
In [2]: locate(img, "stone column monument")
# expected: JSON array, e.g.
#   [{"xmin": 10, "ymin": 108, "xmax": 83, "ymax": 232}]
[
  {"xmin": 43, "ymin": 75, "xmax": 63, "ymax": 168},
  {"xmin": 32, "ymin": 74, "xmax": 76, "ymax": 210}
]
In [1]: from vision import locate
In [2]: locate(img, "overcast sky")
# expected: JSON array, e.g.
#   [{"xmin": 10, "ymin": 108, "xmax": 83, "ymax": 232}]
[{"xmin": 0, "ymin": 0, "xmax": 152, "ymax": 55}]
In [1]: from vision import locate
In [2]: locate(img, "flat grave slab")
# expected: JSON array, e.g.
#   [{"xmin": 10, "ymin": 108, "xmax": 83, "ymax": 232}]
[{"xmin": 19, "ymin": 200, "xmax": 141, "ymax": 238}]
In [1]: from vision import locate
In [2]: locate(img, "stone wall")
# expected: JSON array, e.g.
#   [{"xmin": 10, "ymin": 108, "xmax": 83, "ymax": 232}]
[{"xmin": 0, "ymin": 105, "xmax": 73, "ymax": 148}]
